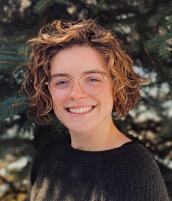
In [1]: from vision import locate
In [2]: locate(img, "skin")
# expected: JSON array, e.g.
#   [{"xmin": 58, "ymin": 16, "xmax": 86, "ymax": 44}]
[{"xmin": 49, "ymin": 46, "xmax": 131, "ymax": 151}]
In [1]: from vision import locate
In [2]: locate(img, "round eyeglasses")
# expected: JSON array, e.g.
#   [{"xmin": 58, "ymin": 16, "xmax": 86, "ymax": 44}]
[{"xmin": 46, "ymin": 71, "xmax": 108, "ymax": 99}]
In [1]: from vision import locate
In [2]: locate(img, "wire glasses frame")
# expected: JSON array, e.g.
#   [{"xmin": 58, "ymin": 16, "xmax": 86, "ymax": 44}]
[{"xmin": 46, "ymin": 71, "xmax": 108, "ymax": 99}]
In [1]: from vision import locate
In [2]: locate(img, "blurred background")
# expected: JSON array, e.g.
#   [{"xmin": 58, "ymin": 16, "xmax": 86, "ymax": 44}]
[{"xmin": 0, "ymin": 0, "xmax": 172, "ymax": 200}]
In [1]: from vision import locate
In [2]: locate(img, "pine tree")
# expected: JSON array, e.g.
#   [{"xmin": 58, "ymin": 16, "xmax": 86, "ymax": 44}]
[{"xmin": 0, "ymin": 0, "xmax": 171, "ymax": 200}]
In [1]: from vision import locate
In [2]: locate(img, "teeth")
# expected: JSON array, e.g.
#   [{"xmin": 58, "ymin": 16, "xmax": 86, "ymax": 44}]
[{"xmin": 68, "ymin": 106, "xmax": 93, "ymax": 114}]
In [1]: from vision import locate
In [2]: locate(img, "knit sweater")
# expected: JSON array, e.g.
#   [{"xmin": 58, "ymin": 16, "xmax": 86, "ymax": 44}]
[{"xmin": 30, "ymin": 135, "xmax": 169, "ymax": 201}]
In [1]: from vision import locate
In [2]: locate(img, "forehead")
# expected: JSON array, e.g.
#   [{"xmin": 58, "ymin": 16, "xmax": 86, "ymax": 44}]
[{"xmin": 50, "ymin": 46, "xmax": 107, "ymax": 75}]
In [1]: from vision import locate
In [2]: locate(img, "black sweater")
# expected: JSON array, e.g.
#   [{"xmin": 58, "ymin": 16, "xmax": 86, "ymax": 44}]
[{"xmin": 30, "ymin": 135, "xmax": 169, "ymax": 201}]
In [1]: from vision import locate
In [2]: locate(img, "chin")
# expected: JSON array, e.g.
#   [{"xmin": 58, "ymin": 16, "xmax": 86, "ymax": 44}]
[{"xmin": 68, "ymin": 124, "xmax": 92, "ymax": 135}]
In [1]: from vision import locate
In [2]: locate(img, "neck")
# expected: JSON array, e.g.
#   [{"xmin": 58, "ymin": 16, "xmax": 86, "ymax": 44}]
[{"xmin": 69, "ymin": 119, "xmax": 130, "ymax": 151}]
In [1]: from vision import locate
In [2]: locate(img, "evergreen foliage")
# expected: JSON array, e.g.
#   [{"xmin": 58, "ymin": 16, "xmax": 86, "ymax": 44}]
[
  {"xmin": 0, "ymin": 0, "xmax": 171, "ymax": 200},
  {"xmin": 0, "ymin": 96, "xmax": 27, "ymax": 120},
  {"xmin": 33, "ymin": 0, "xmax": 69, "ymax": 15},
  {"xmin": 0, "ymin": 46, "xmax": 27, "ymax": 71}
]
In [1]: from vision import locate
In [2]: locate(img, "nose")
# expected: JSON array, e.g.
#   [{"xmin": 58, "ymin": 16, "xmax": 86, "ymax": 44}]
[{"xmin": 67, "ymin": 81, "xmax": 87, "ymax": 99}]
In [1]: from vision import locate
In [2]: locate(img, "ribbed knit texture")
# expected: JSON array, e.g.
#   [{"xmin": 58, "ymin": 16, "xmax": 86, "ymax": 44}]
[{"xmin": 30, "ymin": 135, "xmax": 169, "ymax": 201}]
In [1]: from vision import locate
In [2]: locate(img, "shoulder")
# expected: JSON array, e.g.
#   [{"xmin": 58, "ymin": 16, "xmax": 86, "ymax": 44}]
[
  {"xmin": 121, "ymin": 141, "xmax": 154, "ymax": 158},
  {"xmin": 117, "ymin": 142, "xmax": 166, "ymax": 188},
  {"xmin": 36, "ymin": 134, "xmax": 69, "ymax": 157},
  {"xmin": 120, "ymin": 142, "xmax": 169, "ymax": 200},
  {"xmin": 120, "ymin": 142, "xmax": 158, "ymax": 168},
  {"xmin": 30, "ymin": 135, "xmax": 69, "ymax": 185},
  {"xmin": 112, "ymin": 142, "xmax": 169, "ymax": 197}
]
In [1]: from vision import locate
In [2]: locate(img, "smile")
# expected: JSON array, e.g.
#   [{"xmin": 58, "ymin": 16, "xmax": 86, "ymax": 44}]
[{"xmin": 66, "ymin": 106, "xmax": 95, "ymax": 114}]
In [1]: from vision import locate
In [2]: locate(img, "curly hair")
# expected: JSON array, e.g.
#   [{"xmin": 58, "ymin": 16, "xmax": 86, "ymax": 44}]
[{"xmin": 23, "ymin": 19, "xmax": 143, "ymax": 125}]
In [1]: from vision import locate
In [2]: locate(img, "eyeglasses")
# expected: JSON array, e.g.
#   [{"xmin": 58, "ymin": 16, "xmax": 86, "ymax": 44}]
[{"xmin": 47, "ymin": 71, "xmax": 108, "ymax": 99}]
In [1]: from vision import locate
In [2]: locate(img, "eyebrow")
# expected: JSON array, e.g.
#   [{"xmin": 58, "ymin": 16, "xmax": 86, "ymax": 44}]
[{"xmin": 50, "ymin": 70, "xmax": 107, "ymax": 78}]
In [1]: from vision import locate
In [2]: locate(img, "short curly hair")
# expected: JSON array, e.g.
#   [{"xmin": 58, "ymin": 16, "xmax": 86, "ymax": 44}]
[{"xmin": 23, "ymin": 19, "xmax": 143, "ymax": 125}]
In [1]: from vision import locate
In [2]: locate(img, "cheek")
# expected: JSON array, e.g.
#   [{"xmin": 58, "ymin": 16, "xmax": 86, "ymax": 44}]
[
  {"xmin": 106, "ymin": 96, "xmax": 113, "ymax": 112},
  {"xmin": 104, "ymin": 86, "xmax": 114, "ymax": 111},
  {"xmin": 50, "ymin": 94, "xmax": 68, "ymax": 121},
  {"xmin": 49, "ymin": 90, "xmax": 60, "ymax": 106},
  {"xmin": 52, "ymin": 101, "xmax": 64, "ymax": 122},
  {"xmin": 52, "ymin": 98, "xmax": 61, "ymax": 110},
  {"xmin": 50, "ymin": 94, "xmax": 62, "ymax": 115}
]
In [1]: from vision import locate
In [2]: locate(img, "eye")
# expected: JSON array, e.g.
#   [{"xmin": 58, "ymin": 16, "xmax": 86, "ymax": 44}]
[
  {"xmin": 56, "ymin": 80, "xmax": 69, "ymax": 86},
  {"xmin": 87, "ymin": 77, "xmax": 101, "ymax": 83},
  {"xmin": 52, "ymin": 78, "xmax": 71, "ymax": 88},
  {"xmin": 82, "ymin": 73, "xmax": 104, "ymax": 86}
]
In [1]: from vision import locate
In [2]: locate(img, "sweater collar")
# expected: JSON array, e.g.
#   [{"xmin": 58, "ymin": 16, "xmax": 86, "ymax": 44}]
[{"xmin": 60, "ymin": 134, "xmax": 135, "ymax": 160}]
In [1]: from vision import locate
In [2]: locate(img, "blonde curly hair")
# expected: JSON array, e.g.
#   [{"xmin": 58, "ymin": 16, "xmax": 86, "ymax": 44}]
[{"xmin": 23, "ymin": 19, "xmax": 143, "ymax": 125}]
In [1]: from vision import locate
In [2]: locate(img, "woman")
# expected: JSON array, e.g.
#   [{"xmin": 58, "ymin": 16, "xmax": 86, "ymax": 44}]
[{"xmin": 24, "ymin": 19, "xmax": 169, "ymax": 201}]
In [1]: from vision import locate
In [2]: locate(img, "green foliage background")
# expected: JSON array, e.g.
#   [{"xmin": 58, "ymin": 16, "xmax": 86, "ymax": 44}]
[{"xmin": 0, "ymin": 0, "xmax": 172, "ymax": 200}]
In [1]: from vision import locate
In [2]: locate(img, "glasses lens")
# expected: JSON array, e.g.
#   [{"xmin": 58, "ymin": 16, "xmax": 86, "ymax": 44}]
[
  {"xmin": 48, "ymin": 76, "xmax": 73, "ymax": 99},
  {"xmin": 80, "ymin": 72, "xmax": 105, "ymax": 96}
]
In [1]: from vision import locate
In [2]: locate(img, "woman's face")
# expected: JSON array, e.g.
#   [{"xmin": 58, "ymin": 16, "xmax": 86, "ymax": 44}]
[{"xmin": 49, "ymin": 46, "xmax": 114, "ymax": 135}]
